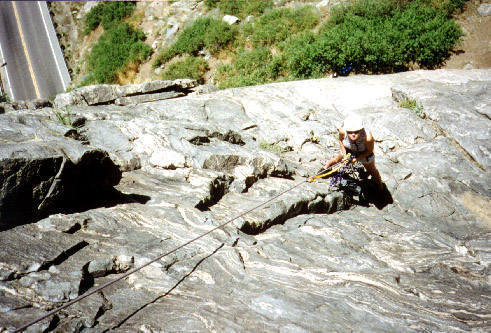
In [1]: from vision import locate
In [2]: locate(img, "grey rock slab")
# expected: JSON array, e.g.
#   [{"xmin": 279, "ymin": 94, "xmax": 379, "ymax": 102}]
[
  {"xmin": 80, "ymin": 120, "xmax": 140, "ymax": 171},
  {"xmin": 209, "ymin": 176, "xmax": 348, "ymax": 234},
  {"xmin": 54, "ymin": 79, "xmax": 198, "ymax": 108},
  {"xmin": 72, "ymin": 84, "xmax": 123, "ymax": 105},
  {"xmin": 114, "ymin": 91, "xmax": 185, "ymax": 106},
  {"xmin": 391, "ymin": 71, "xmax": 491, "ymax": 168},
  {"xmin": 1, "ymin": 69, "xmax": 490, "ymax": 332},
  {"xmin": 119, "ymin": 79, "xmax": 197, "ymax": 96},
  {"xmin": 0, "ymin": 224, "xmax": 87, "ymax": 277},
  {"xmin": 0, "ymin": 111, "xmax": 121, "ymax": 225},
  {"xmin": 0, "ymin": 306, "xmax": 54, "ymax": 332}
]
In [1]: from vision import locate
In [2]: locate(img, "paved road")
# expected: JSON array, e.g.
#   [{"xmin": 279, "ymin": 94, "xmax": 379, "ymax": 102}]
[{"xmin": 0, "ymin": 1, "xmax": 70, "ymax": 101}]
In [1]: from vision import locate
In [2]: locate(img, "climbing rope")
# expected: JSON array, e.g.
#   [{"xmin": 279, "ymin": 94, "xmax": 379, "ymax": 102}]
[
  {"xmin": 308, "ymin": 153, "xmax": 352, "ymax": 183},
  {"xmin": 14, "ymin": 158, "xmax": 352, "ymax": 332}
]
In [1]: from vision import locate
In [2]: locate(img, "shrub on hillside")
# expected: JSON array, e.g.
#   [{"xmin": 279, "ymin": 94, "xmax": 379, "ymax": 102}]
[
  {"xmin": 86, "ymin": 23, "xmax": 152, "ymax": 84},
  {"xmin": 215, "ymin": 47, "xmax": 285, "ymax": 88},
  {"xmin": 161, "ymin": 56, "xmax": 209, "ymax": 82},
  {"xmin": 204, "ymin": 0, "xmax": 273, "ymax": 18},
  {"xmin": 427, "ymin": 0, "xmax": 467, "ymax": 16},
  {"xmin": 284, "ymin": 0, "xmax": 462, "ymax": 76},
  {"xmin": 84, "ymin": 1, "xmax": 136, "ymax": 34},
  {"xmin": 243, "ymin": 6, "xmax": 320, "ymax": 47},
  {"xmin": 153, "ymin": 17, "xmax": 236, "ymax": 68},
  {"xmin": 281, "ymin": 32, "xmax": 329, "ymax": 79}
]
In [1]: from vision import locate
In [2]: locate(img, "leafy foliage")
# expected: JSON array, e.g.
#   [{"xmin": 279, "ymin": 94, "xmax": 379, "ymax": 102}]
[
  {"xmin": 243, "ymin": 6, "xmax": 320, "ymax": 47},
  {"xmin": 0, "ymin": 93, "xmax": 9, "ymax": 103},
  {"xmin": 204, "ymin": 0, "xmax": 273, "ymax": 18},
  {"xmin": 259, "ymin": 141, "xmax": 290, "ymax": 154},
  {"xmin": 215, "ymin": 47, "xmax": 285, "ymax": 88},
  {"xmin": 281, "ymin": 32, "xmax": 329, "ymax": 79},
  {"xmin": 427, "ymin": 0, "xmax": 468, "ymax": 16},
  {"xmin": 55, "ymin": 108, "xmax": 73, "ymax": 128},
  {"xmin": 399, "ymin": 98, "xmax": 426, "ymax": 118},
  {"xmin": 154, "ymin": 17, "xmax": 236, "ymax": 68},
  {"xmin": 84, "ymin": 0, "xmax": 465, "ymax": 90},
  {"xmin": 161, "ymin": 56, "xmax": 209, "ymax": 82},
  {"xmin": 86, "ymin": 23, "xmax": 152, "ymax": 84},
  {"xmin": 284, "ymin": 0, "xmax": 463, "ymax": 77},
  {"xmin": 84, "ymin": 1, "xmax": 136, "ymax": 34}
]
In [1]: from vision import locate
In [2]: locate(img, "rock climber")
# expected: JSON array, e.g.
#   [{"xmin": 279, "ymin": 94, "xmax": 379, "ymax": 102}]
[{"xmin": 324, "ymin": 114, "xmax": 384, "ymax": 190}]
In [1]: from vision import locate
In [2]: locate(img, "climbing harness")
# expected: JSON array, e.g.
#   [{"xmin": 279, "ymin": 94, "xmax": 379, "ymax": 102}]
[{"xmin": 15, "ymin": 156, "xmax": 355, "ymax": 332}]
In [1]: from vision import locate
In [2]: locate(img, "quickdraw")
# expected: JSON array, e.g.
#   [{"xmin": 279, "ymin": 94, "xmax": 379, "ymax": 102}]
[{"xmin": 308, "ymin": 153, "xmax": 353, "ymax": 183}]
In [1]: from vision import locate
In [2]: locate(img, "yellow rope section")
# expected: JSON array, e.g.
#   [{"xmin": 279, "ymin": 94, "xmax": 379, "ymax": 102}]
[{"xmin": 309, "ymin": 154, "xmax": 352, "ymax": 183}]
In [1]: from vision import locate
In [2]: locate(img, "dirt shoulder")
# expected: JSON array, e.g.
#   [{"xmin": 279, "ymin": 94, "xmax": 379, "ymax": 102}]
[{"xmin": 443, "ymin": 0, "xmax": 491, "ymax": 69}]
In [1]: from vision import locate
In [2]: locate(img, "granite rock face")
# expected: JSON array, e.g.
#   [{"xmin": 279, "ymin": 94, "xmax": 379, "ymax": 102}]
[
  {"xmin": 53, "ymin": 79, "xmax": 199, "ymax": 108},
  {"xmin": 0, "ymin": 70, "xmax": 490, "ymax": 332},
  {"xmin": 0, "ymin": 112, "xmax": 121, "ymax": 226}
]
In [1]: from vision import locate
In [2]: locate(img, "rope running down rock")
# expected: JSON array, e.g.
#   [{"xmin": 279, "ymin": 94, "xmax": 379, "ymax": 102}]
[{"xmin": 14, "ymin": 160, "xmax": 350, "ymax": 332}]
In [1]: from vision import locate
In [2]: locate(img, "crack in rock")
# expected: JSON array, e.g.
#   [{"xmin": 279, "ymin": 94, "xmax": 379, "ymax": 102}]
[{"xmin": 209, "ymin": 177, "xmax": 350, "ymax": 235}]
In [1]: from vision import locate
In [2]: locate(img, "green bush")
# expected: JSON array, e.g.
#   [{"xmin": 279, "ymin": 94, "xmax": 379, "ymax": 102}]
[
  {"xmin": 86, "ymin": 23, "xmax": 152, "ymax": 84},
  {"xmin": 205, "ymin": 0, "xmax": 273, "ymax": 18},
  {"xmin": 392, "ymin": 2, "xmax": 463, "ymax": 68},
  {"xmin": 84, "ymin": 1, "xmax": 136, "ymax": 34},
  {"xmin": 428, "ymin": 0, "xmax": 467, "ymax": 16},
  {"xmin": 323, "ymin": 0, "xmax": 399, "ymax": 29},
  {"xmin": 162, "ymin": 56, "xmax": 209, "ymax": 82},
  {"xmin": 154, "ymin": 17, "xmax": 236, "ymax": 68},
  {"xmin": 281, "ymin": 32, "xmax": 329, "ymax": 79},
  {"xmin": 243, "ymin": 6, "xmax": 320, "ymax": 47},
  {"xmin": 284, "ymin": 0, "xmax": 462, "ymax": 77},
  {"xmin": 215, "ymin": 47, "xmax": 285, "ymax": 88},
  {"xmin": 84, "ymin": 3, "xmax": 105, "ymax": 34},
  {"xmin": 0, "ymin": 93, "xmax": 9, "ymax": 103}
]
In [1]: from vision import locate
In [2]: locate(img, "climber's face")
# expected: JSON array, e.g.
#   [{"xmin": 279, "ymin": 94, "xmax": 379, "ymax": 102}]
[{"xmin": 347, "ymin": 130, "xmax": 362, "ymax": 142}]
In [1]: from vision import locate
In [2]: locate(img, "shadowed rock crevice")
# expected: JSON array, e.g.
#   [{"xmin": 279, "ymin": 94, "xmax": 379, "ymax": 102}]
[
  {"xmin": 0, "ymin": 149, "xmax": 131, "ymax": 230},
  {"xmin": 93, "ymin": 292, "xmax": 113, "ymax": 328},
  {"xmin": 188, "ymin": 130, "xmax": 245, "ymax": 146},
  {"xmin": 210, "ymin": 130, "xmax": 245, "ymax": 145},
  {"xmin": 239, "ymin": 191, "xmax": 349, "ymax": 235},
  {"xmin": 0, "ymin": 156, "xmax": 63, "ymax": 226},
  {"xmin": 195, "ymin": 175, "xmax": 234, "ymax": 211},
  {"xmin": 188, "ymin": 135, "xmax": 210, "ymax": 145},
  {"xmin": 39, "ymin": 241, "xmax": 89, "ymax": 272}
]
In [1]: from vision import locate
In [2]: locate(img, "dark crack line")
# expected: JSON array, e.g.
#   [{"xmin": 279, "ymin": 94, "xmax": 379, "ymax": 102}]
[
  {"xmin": 93, "ymin": 291, "xmax": 112, "ymax": 327},
  {"xmin": 104, "ymin": 243, "xmax": 224, "ymax": 331},
  {"xmin": 39, "ymin": 241, "xmax": 89, "ymax": 271},
  {"xmin": 431, "ymin": 120, "xmax": 484, "ymax": 171}
]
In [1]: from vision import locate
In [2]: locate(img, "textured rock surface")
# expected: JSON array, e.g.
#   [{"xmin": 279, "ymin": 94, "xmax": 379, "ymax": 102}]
[
  {"xmin": 0, "ymin": 112, "xmax": 121, "ymax": 226},
  {"xmin": 53, "ymin": 79, "xmax": 198, "ymax": 108},
  {"xmin": 0, "ymin": 69, "xmax": 490, "ymax": 332}
]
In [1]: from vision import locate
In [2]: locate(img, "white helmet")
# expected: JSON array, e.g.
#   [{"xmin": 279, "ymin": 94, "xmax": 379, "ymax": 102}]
[{"xmin": 343, "ymin": 114, "xmax": 364, "ymax": 132}]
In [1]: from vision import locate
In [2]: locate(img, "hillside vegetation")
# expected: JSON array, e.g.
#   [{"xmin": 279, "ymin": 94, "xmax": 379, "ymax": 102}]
[{"xmin": 81, "ymin": 0, "xmax": 466, "ymax": 88}]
